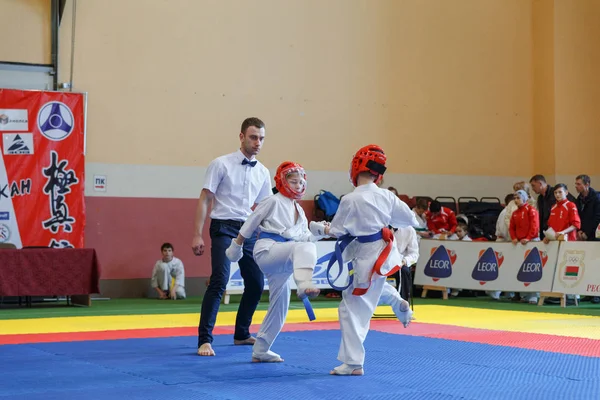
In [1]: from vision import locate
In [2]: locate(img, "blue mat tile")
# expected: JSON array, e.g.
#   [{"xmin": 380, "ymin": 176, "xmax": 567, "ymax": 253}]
[{"xmin": 0, "ymin": 330, "xmax": 598, "ymax": 400}]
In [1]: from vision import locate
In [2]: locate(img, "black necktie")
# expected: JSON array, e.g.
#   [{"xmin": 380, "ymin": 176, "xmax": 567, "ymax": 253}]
[{"xmin": 242, "ymin": 159, "xmax": 257, "ymax": 167}]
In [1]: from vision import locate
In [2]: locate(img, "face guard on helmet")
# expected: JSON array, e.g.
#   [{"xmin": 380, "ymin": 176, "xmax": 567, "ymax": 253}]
[
  {"xmin": 349, "ymin": 144, "xmax": 387, "ymax": 187},
  {"xmin": 275, "ymin": 161, "xmax": 307, "ymax": 200}
]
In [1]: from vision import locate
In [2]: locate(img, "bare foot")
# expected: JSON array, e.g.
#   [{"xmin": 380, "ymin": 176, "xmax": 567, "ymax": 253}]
[
  {"xmin": 234, "ymin": 336, "xmax": 256, "ymax": 345},
  {"xmin": 197, "ymin": 343, "xmax": 215, "ymax": 356}
]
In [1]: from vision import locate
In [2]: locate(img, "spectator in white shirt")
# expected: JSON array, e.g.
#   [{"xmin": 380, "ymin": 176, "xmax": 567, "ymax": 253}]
[
  {"xmin": 412, "ymin": 198, "xmax": 429, "ymax": 237},
  {"xmin": 379, "ymin": 226, "xmax": 420, "ymax": 306},
  {"xmin": 496, "ymin": 193, "xmax": 517, "ymax": 241},
  {"xmin": 455, "ymin": 222, "xmax": 471, "ymax": 241}
]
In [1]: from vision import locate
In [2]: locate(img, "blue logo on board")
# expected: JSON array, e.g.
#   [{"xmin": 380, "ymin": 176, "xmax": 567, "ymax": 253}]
[
  {"xmin": 424, "ymin": 245, "xmax": 456, "ymax": 281},
  {"xmin": 517, "ymin": 247, "xmax": 547, "ymax": 286},
  {"xmin": 471, "ymin": 248, "xmax": 504, "ymax": 284}
]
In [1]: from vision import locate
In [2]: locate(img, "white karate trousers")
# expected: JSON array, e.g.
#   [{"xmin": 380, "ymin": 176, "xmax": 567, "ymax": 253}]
[
  {"xmin": 337, "ymin": 239, "xmax": 405, "ymax": 367},
  {"xmin": 252, "ymin": 240, "xmax": 317, "ymax": 359}
]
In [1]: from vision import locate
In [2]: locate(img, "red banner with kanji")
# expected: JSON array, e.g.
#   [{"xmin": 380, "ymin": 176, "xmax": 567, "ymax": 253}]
[{"xmin": 0, "ymin": 89, "xmax": 85, "ymax": 248}]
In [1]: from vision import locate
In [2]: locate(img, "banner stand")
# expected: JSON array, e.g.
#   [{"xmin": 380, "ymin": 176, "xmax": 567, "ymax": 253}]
[
  {"xmin": 538, "ymin": 292, "xmax": 577, "ymax": 308},
  {"xmin": 0, "ymin": 89, "xmax": 86, "ymax": 248},
  {"xmin": 224, "ymin": 240, "xmax": 596, "ymax": 309},
  {"xmin": 538, "ymin": 245, "xmax": 577, "ymax": 307},
  {"xmin": 421, "ymin": 285, "xmax": 448, "ymax": 300},
  {"xmin": 223, "ymin": 289, "xmax": 242, "ymax": 305}
]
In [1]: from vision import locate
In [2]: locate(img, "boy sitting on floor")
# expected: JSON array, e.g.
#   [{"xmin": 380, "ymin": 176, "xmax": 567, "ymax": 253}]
[{"xmin": 151, "ymin": 242, "xmax": 186, "ymax": 299}]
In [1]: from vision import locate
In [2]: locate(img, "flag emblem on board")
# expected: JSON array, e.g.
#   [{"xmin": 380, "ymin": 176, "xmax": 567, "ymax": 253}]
[{"xmin": 558, "ymin": 250, "xmax": 585, "ymax": 289}]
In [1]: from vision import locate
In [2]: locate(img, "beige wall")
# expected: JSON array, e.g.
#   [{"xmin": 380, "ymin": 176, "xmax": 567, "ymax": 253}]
[
  {"xmin": 2, "ymin": 0, "xmax": 599, "ymax": 181},
  {"xmin": 554, "ymin": 0, "xmax": 600, "ymax": 176},
  {"xmin": 531, "ymin": 0, "xmax": 600, "ymax": 179},
  {"xmin": 0, "ymin": 0, "xmax": 50, "ymax": 64},
  {"xmin": 532, "ymin": 0, "xmax": 556, "ymax": 177},
  {"xmin": 58, "ymin": 0, "xmax": 74, "ymax": 83},
  {"xmin": 387, "ymin": 0, "xmax": 533, "ymax": 176},
  {"xmin": 70, "ymin": 0, "xmax": 399, "ymax": 169},
  {"xmin": 66, "ymin": 0, "xmax": 535, "ymax": 176}
]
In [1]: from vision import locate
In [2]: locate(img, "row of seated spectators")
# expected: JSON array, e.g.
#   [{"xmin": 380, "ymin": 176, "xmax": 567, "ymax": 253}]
[
  {"xmin": 315, "ymin": 190, "xmax": 504, "ymax": 242},
  {"xmin": 390, "ymin": 193, "xmax": 503, "ymax": 242},
  {"xmin": 402, "ymin": 175, "xmax": 599, "ymax": 244},
  {"xmin": 314, "ymin": 174, "xmax": 600, "ymax": 244},
  {"xmin": 313, "ymin": 175, "xmax": 600, "ymax": 303}
]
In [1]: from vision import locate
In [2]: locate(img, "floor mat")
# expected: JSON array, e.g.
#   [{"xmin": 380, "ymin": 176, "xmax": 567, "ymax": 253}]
[{"xmin": 1, "ymin": 330, "xmax": 598, "ymax": 400}]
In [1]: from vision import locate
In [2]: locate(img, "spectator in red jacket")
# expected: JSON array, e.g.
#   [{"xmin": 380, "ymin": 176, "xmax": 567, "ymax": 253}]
[
  {"xmin": 509, "ymin": 190, "xmax": 540, "ymax": 245},
  {"xmin": 530, "ymin": 175, "xmax": 576, "ymax": 239},
  {"xmin": 426, "ymin": 200, "xmax": 458, "ymax": 240},
  {"xmin": 543, "ymin": 184, "xmax": 581, "ymax": 243}
]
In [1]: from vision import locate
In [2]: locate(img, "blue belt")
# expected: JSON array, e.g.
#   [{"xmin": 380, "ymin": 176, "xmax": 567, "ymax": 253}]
[
  {"xmin": 258, "ymin": 232, "xmax": 292, "ymax": 242},
  {"xmin": 302, "ymin": 297, "xmax": 316, "ymax": 321},
  {"xmin": 356, "ymin": 231, "xmax": 384, "ymax": 243},
  {"xmin": 326, "ymin": 231, "xmax": 384, "ymax": 292}
]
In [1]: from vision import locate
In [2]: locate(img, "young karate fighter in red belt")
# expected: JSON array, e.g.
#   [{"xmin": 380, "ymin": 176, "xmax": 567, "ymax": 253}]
[{"xmin": 326, "ymin": 145, "xmax": 417, "ymax": 376}]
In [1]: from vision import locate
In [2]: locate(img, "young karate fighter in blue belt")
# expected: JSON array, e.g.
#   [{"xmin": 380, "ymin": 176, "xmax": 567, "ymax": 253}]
[{"xmin": 226, "ymin": 161, "xmax": 329, "ymax": 362}]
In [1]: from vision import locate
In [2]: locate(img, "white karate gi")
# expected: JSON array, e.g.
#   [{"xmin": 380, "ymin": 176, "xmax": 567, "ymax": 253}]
[
  {"xmin": 329, "ymin": 183, "xmax": 418, "ymax": 368},
  {"xmin": 238, "ymin": 193, "xmax": 320, "ymax": 361},
  {"xmin": 150, "ymin": 257, "xmax": 186, "ymax": 299},
  {"xmin": 379, "ymin": 226, "xmax": 419, "ymax": 307}
]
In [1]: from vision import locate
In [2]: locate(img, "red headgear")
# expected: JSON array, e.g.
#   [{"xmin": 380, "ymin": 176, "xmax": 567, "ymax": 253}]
[
  {"xmin": 274, "ymin": 161, "xmax": 307, "ymax": 200},
  {"xmin": 350, "ymin": 144, "xmax": 387, "ymax": 187}
]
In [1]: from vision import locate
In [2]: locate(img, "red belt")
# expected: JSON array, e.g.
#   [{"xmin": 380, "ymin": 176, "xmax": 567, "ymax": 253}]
[{"xmin": 352, "ymin": 227, "xmax": 399, "ymax": 296}]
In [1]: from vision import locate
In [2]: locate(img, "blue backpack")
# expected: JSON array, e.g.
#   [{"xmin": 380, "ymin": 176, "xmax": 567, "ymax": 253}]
[{"xmin": 315, "ymin": 190, "xmax": 340, "ymax": 222}]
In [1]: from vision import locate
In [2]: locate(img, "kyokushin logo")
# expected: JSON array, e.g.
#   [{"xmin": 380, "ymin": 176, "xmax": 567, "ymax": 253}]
[{"xmin": 37, "ymin": 101, "xmax": 74, "ymax": 141}]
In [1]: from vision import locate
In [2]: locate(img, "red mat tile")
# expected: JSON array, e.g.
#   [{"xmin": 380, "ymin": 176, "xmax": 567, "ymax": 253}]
[
  {"xmin": 3, "ymin": 319, "xmax": 599, "ymax": 358},
  {"xmin": 373, "ymin": 320, "xmax": 600, "ymax": 358},
  {"xmin": 0, "ymin": 321, "xmax": 339, "ymax": 345}
]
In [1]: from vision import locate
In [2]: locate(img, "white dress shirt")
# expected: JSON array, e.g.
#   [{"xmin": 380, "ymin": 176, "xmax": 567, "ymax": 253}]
[
  {"xmin": 203, "ymin": 150, "xmax": 271, "ymax": 221},
  {"xmin": 412, "ymin": 209, "xmax": 428, "ymax": 230},
  {"xmin": 394, "ymin": 226, "xmax": 419, "ymax": 266},
  {"xmin": 496, "ymin": 208, "xmax": 510, "ymax": 240}
]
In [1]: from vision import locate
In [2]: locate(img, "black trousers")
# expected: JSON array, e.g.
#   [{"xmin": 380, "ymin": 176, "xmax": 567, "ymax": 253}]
[{"xmin": 391, "ymin": 265, "xmax": 413, "ymax": 302}]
